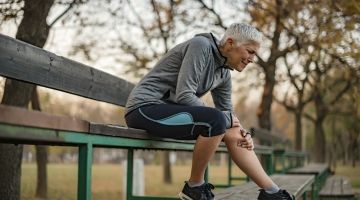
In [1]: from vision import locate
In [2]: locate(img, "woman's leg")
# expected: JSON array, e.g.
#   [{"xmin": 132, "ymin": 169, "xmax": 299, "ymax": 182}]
[
  {"xmin": 223, "ymin": 126, "xmax": 276, "ymax": 189},
  {"xmin": 189, "ymin": 134, "xmax": 224, "ymax": 183}
]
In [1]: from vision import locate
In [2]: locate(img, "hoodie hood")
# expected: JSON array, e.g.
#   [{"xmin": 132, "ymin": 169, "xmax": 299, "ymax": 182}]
[{"xmin": 195, "ymin": 33, "xmax": 229, "ymax": 69}]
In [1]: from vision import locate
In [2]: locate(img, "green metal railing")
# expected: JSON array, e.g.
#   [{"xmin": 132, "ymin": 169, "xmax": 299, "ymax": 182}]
[
  {"xmin": 273, "ymin": 149, "xmax": 308, "ymax": 174},
  {"xmin": 0, "ymin": 122, "xmax": 307, "ymax": 200}
]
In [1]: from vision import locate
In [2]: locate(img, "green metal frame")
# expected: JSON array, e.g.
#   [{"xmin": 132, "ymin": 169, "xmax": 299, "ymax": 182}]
[
  {"xmin": 0, "ymin": 123, "xmax": 307, "ymax": 200},
  {"xmin": 78, "ymin": 143, "xmax": 93, "ymax": 199},
  {"xmin": 216, "ymin": 147, "xmax": 274, "ymax": 188},
  {"xmin": 312, "ymin": 169, "xmax": 331, "ymax": 200},
  {"xmin": 273, "ymin": 150, "xmax": 307, "ymax": 174}
]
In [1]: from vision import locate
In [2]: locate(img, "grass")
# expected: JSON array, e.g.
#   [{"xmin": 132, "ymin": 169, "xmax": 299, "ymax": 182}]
[
  {"xmin": 21, "ymin": 163, "xmax": 246, "ymax": 200},
  {"xmin": 21, "ymin": 163, "xmax": 360, "ymax": 200}
]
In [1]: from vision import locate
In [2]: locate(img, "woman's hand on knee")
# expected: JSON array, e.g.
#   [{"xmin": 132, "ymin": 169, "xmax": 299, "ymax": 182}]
[
  {"xmin": 231, "ymin": 115, "xmax": 248, "ymax": 135},
  {"xmin": 237, "ymin": 133, "xmax": 254, "ymax": 150},
  {"xmin": 232, "ymin": 115, "xmax": 241, "ymax": 127}
]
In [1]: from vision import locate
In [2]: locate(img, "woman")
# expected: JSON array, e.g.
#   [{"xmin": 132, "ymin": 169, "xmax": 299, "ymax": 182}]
[{"xmin": 125, "ymin": 23, "xmax": 293, "ymax": 200}]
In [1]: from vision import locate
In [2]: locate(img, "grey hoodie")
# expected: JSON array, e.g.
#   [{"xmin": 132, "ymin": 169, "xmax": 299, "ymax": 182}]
[{"xmin": 125, "ymin": 33, "xmax": 234, "ymax": 128}]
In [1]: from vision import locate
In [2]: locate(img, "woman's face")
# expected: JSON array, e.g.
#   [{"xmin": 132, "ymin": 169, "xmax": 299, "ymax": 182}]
[{"xmin": 223, "ymin": 39, "xmax": 259, "ymax": 72}]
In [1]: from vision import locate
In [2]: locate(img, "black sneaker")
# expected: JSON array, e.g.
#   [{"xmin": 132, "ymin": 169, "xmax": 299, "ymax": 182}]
[
  {"xmin": 179, "ymin": 182, "xmax": 215, "ymax": 200},
  {"xmin": 257, "ymin": 189, "xmax": 294, "ymax": 200}
]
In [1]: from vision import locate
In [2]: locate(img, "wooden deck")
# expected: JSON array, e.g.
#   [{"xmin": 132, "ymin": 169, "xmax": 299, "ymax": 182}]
[
  {"xmin": 214, "ymin": 174, "xmax": 314, "ymax": 200},
  {"xmin": 319, "ymin": 176, "xmax": 355, "ymax": 199}
]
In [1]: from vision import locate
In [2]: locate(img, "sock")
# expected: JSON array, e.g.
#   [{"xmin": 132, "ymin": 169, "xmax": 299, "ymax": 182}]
[
  {"xmin": 264, "ymin": 184, "xmax": 280, "ymax": 194},
  {"xmin": 187, "ymin": 180, "xmax": 205, "ymax": 188}
]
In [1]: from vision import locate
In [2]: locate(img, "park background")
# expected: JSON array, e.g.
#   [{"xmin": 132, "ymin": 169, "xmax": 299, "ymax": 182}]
[{"xmin": 0, "ymin": 0, "xmax": 359, "ymax": 199}]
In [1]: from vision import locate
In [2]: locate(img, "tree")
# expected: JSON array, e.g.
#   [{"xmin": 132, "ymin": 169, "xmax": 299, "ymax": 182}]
[
  {"xmin": 30, "ymin": 89, "xmax": 49, "ymax": 198},
  {"xmin": 250, "ymin": 0, "xmax": 360, "ymax": 155},
  {"xmin": 0, "ymin": 0, "xmax": 81, "ymax": 198},
  {"xmin": 247, "ymin": 0, "xmax": 301, "ymax": 131},
  {"xmin": 304, "ymin": 52, "xmax": 357, "ymax": 162},
  {"xmin": 298, "ymin": 0, "xmax": 359, "ymax": 162},
  {"xmin": 0, "ymin": 0, "xmax": 55, "ymax": 198},
  {"xmin": 275, "ymin": 54, "xmax": 313, "ymax": 150}
]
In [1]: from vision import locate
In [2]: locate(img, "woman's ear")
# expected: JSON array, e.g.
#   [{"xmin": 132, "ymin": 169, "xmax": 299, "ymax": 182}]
[{"xmin": 227, "ymin": 38, "xmax": 235, "ymax": 47}]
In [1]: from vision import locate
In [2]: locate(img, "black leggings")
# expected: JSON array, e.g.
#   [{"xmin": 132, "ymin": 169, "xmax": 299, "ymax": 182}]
[{"xmin": 125, "ymin": 104, "xmax": 227, "ymax": 140}]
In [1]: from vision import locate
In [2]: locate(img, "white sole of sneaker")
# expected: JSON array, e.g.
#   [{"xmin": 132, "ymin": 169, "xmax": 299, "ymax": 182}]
[
  {"xmin": 178, "ymin": 192, "xmax": 193, "ymax": 200},
  {"xmin": 178, "ymin": 192, "xmax": 216, "ymax": 200}
]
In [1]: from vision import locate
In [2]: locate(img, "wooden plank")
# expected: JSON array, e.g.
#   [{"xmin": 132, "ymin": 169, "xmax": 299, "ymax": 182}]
[
  {"xmin": 215, "ymin": 174, "xmax": 314, "ymax": 200},
  {"xmin": 0, "ymin": 123, "xmax": 199, "ymax": 150},
  {"xmin": 287, "ymin": 163, "xmax": 329, "ymax": 175},
  {"xmin": 89, "ymin": 123, "xmax": 149, "ymax": 139},
  {"xmin": 89, "ymin": 123, "xmax": 274, "ymax": 154},
  {"xmin": 319, "ymin": 176, "xmax": 355, "ymax": 197},
  {"xmin": 0, "ymin": 33, "xmax": 134, "ymax": 106},
  {"xmin": 0, "ymin": 105, "xmax": 88, "ymax": 132},
  {"xmin": 341, "ymin": 177, "xmax": 355, "ymax": 196},
  {"xmin": 332, "ymin": 176, "xmax": 342, "ymax": 196},
  {"xmin": 319, "ymin": 176, "xmax": 333, "ymax": 195}
]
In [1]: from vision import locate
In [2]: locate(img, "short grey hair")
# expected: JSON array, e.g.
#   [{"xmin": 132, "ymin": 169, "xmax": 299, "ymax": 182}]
[{"xmin": 219, "ymin": 23, "xmax": 262, "ymax": 46}]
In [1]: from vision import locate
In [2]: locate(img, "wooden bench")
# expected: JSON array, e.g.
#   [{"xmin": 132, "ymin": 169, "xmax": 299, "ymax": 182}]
[
  {"xmin": 319, "ymin": 176, "xmax": 356, "ymax": 200},
  {"xmin": 287, "ymin": 163, "xmax": 331, "ymax": 200},
  {"xmin": 215, "ymin": 174, "xmax": 315, "ymax": 200},
  {"xmin": 0, "ymin": 33, "xmax": 306, "ymax": 200}
]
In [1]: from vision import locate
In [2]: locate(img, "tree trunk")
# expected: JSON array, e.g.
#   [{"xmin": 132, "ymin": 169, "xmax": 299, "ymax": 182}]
[
  {"xmin": 0, "ymin": 144, "xmax": 24, "ymax": 200},
  {"xmin": 313, "ymin": 93, "xmax": 326, "ymax": 162},
  {"xmin": 0, "ymin": 80, "xmax": 35, "ymax": 199},
  {"xmin": 257, "ymin": 65, "xmax": 276, "ymax": 131},
  {"xmin": 35, "ymin": 146, "xmax": 48, "ymax": 199},
  {"xmin": 294, "ymin": 111, "xmax": 303, "ymax": 151},
  {"xmin": 0, "ymin": 0, "xmax": 54, "ymax": 198},
  {"xmin": 163, "ymin": 151, "xmax": 172, "ymax": 183},
  {"xmin": 313, "ymin": 118, "xmax": 326, "ymax": 162},
  {"xmin": 32, "ymin": 89, "xmax": 48, "ymax": 199}
]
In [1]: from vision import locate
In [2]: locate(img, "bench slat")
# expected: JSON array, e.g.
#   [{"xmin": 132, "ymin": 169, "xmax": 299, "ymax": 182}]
[
  {"xmin": 0, "ymin": 104, "xmax": 88, "ymax": 132},
  {"xmin": 215, "ymin": 174, "xmax": 314, "ymax": 200},
  {"xmin": 0, "ymin": 105, "xmax": 272, "ymax": 154},
  {"xmin": 319, "ymin": 176, "xmax": 355, "ymax": 197},
  {"xmin": 0, "ymin": 33, "xmax": 134, "ymax": 106}
]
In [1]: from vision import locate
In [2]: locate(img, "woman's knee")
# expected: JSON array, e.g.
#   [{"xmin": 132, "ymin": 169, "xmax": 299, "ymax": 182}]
[
  {"xmin": 209, "ymin": 109, "xmax": 227, "ymax": 135},
  {"xmin": 197, "ymin": 108, "xmax": 227, "ymax": 137},
  {"xmin": 224, "ymin": 126, "xmax": 242, "ymax": 140}
]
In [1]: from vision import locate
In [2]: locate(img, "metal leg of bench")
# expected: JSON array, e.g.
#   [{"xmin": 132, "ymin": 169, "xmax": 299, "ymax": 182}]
[
  {"xmin": 311, "ymin": 181, "xmax": 316, "ymax": 200},
  {"xmin": 266, "ymin": 154, "xmax": 274, "ymax": 175},
  {"xmin": 281, "ymin": 154, "xmax": 286, "ymax": 174},
  {"xmin": 205, "ymin": 165, "xmax": 209, "ymax": 182},
  {"xmin": 228, "ymin": 154, "xmax": 232, "ymax": 186},
  {"xmin": 127, "ymin": 149, "xmax": 134, "ymax": 200},
  {"xmin": 77, "ymin": 143, "xmax": 93, "ymax": 200},
  {"xmin": 302, "ymin": 191, "xmax": 307, "ymax": 200}
]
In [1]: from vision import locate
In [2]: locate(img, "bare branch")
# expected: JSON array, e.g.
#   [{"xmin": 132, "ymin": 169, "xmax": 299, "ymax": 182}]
[
  {"xmin": 49, "ymin": 0, "xmax": 77, "ymax": 27},
  {"xmin": 284, "ymin": 57, "xmax": 300, "ymax": 92},
  {"xmin": 126, "ymin": 0, "xmax": 158, "ymax": 57},
  {"xmin": 274, "ymin": 95, "xmax": 296, "ymax": 112},
  {"xmin": 303, "ymin": 112, "xmax": 315, "ymax": 122},
  {"xmin": 329, "ymin": 80, "xmax": 352, "ymax": 105},
  {"xmin": 197, "ymin": 0, "xmax": 226, "ymax": 29},
  {"xmin": 256, "ymin": 54, "xmax": 267, "ymax": 71},
  {"xmin": 150, "ymin": 0, "xmax": 169, "ymax": 52}
]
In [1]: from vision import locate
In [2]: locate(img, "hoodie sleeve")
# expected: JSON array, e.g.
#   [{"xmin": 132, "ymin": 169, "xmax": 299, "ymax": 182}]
[
  {"xmin": 175, "ymin": 37, "xmax": 211, "ymax": 106},
  {"xmin": 211, "ymin": 71, "xmax": 234, "ymax": 128}
]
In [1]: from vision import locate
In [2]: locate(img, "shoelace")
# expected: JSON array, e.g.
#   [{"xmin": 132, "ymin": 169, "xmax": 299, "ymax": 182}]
[
  {"xmin": 280, "ymin": 190, "xmax": 293, "ymax": 200},
  {"xmin": 203, "ymin": 183, "xmax": 215, "ymax": 198}
]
